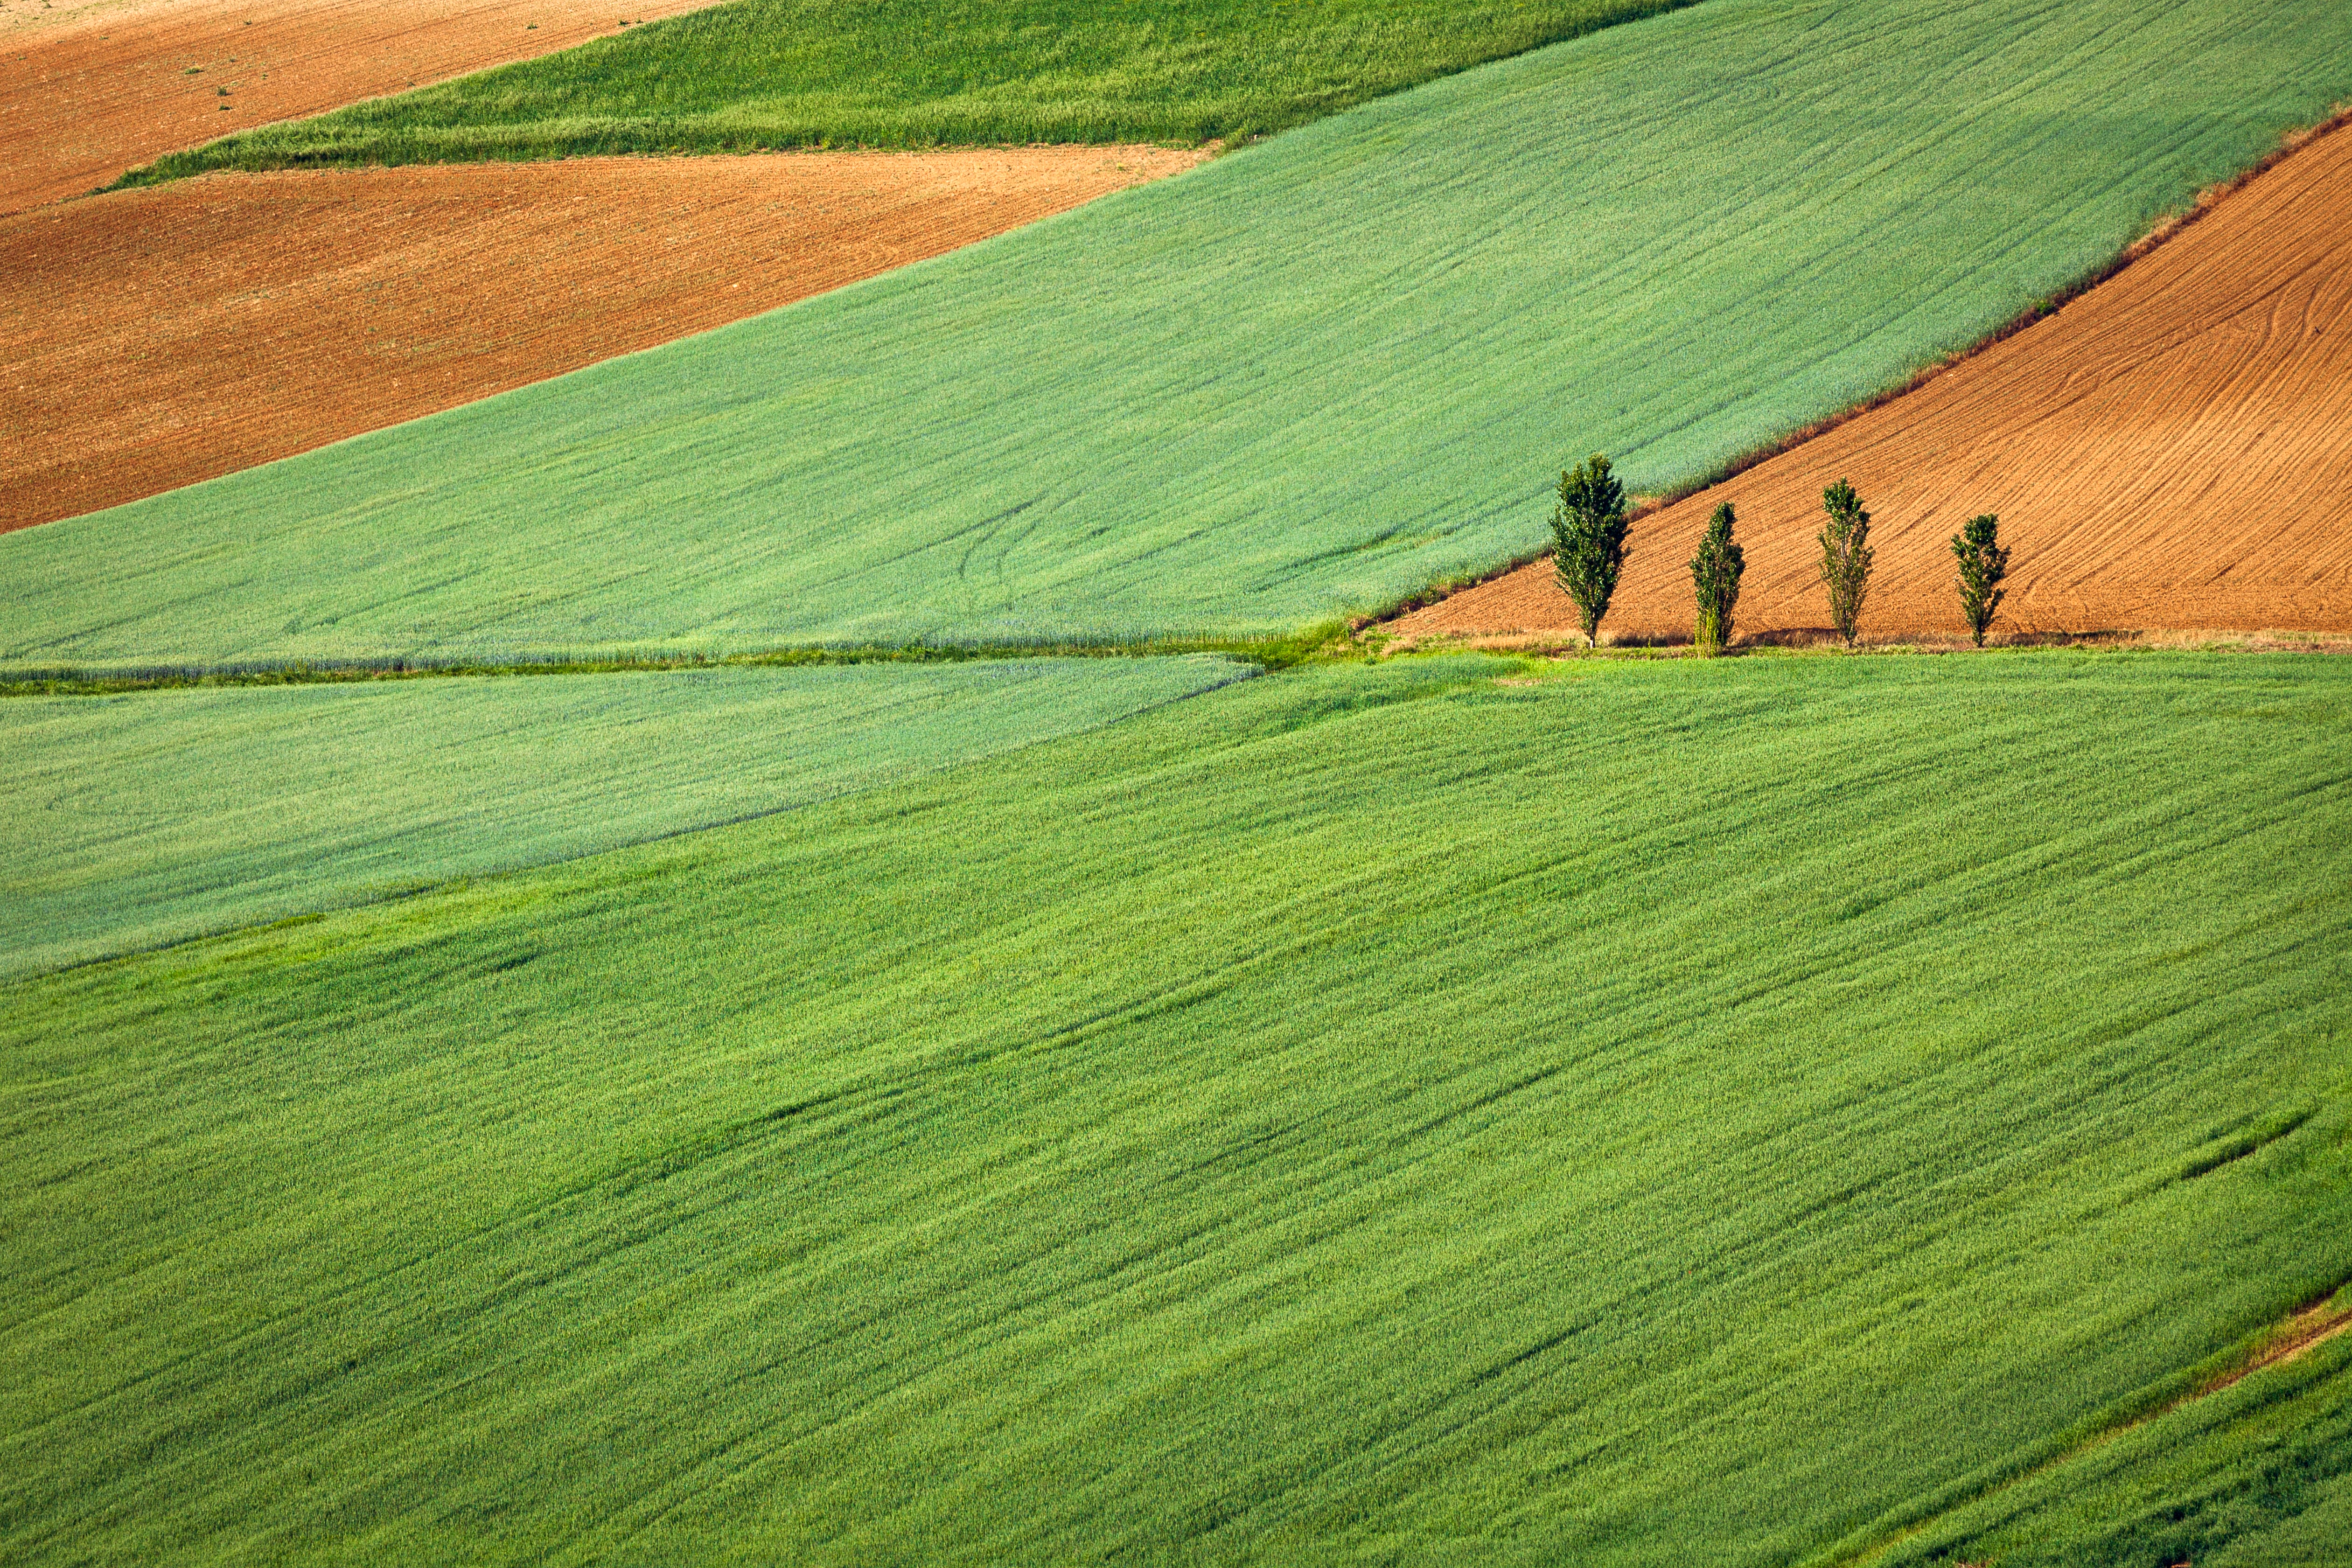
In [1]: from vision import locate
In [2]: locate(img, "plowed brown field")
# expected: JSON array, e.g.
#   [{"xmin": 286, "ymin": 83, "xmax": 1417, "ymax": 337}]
[
  {"xmin": 0, "ymin": 0, "xmax": 726, "ymax": 214},
  {"xmin": 0, "ymin": 148, "xmax": 1203, "ymax": 532},
  {"xmin": 1394, "ymin": 123, "xmax": 2352, "ymax": 643}
]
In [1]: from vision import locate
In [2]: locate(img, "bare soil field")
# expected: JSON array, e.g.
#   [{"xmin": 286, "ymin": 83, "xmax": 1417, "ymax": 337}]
[
  {"xmin": 0, "ymin": 147, "xmax": 1202, "ymax": 533},
  {"xmin": 1394, "ymin": 122, "xmax": 2352, "ymax": 643},
  {"xmin": 0, "ymin": 0, "xmax": 726, "ymax": 213}
]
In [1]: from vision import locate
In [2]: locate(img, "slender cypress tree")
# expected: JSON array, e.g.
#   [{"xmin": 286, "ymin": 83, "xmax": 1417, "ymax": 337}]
[
  {"xmin": 1549, "ymin": 453, "xmax": 1631, "ymax": 647},
  {"xmin": 1817, "ymin": 479, "xmax": 1873, "ymax": 647},
  {"xmin": 1951, "ymin": 513, "xmax": 2010, "ymax": 647},
  {"xmin": 1689, "ymin": 501, "xmax": 1745, "ymax": 655}
]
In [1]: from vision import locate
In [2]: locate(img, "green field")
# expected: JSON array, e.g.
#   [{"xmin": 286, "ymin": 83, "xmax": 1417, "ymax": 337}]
[
  {"xmin": 6, "ymin": 652, "xmax": 2349, "ymax": 1563},
  {"xmin": 14, "ymin": 0, "xmax": 2351, "ymax": 674},
  {"xmin": 124, "ymin": 0, "xmax": 1693, "ymax": 177},
  {"xmin": 15, "ymin": 0, "xmax": 2352, "ymax": 1554},
  {"xmin": 0, "ymin": 657, "xmax": 1243, "ymax": 980},
  {"xmin": 1886, "ymin": 1330, "xmax": 2352, "ymax": 1566}
]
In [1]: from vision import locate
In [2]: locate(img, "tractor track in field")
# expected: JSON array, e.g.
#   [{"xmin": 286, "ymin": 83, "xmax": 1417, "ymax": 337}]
[
  {"xmin": 1825, "ymin": 1284, "xmax": 2352, "ymax": 1568},
  {"xmin": 1391, "ymin": 114, "xmax": 2352, "ymax": 642},
  {"xmin": 0, "ymin": 0, "xmax": 730, "ymax": 215},
  {"xmin": 0, "ymin": 146, "xmax": 1206, "ymax": 535}
]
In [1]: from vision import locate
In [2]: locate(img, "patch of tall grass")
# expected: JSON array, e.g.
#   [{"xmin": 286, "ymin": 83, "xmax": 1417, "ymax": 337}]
[{"xmin": 124, "ymin": 0, "xmax": 1696, "ymax": 179}]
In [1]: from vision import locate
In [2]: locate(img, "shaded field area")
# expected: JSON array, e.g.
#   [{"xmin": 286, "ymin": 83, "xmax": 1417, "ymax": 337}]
[
  {"xmin": 1886, "ymin": 1319, "xmax": 2352, "ymax": 1567},
  {"xmin": 9, "ymin": 0, "xmax": 2349, "ymax": 673},
  {"xmin": 4, "ymin": 653, "xmax": 2349, "ymax": 1563},
  {"xmin": 0, "ymin": 147, "xmax": 1202, "ymax": 533},
  {"xmin": 0, "ymin": 0, "xmax": 726, "ymax": 214},
  {"xmin": 0, "ymin": 656, "xmax": 1243, "ymax": 979},
  {"xmin": 124, "ymin": 0, "xmax": 1694, "ymax": 177},
  {"xmin": 1394, "ymin": 120, "xmax": 2352, "ymax": 645}
]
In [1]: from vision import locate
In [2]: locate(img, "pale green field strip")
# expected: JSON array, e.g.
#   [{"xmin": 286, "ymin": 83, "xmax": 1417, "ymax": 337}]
[
  {"xmin": 0, "ymin": 657, "xmax": 1245, "ymax": 980},
  {"xmin": 10, "ymin": 0, "xmax": 2351, "ymax": 674},
  {"xmin": 6, "ymin": 653, "xmax": 2348, "ymax": 1563}
]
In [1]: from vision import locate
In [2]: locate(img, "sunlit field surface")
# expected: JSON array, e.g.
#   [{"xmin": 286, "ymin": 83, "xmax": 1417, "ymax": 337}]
[
  {"xmin": 128, "ymin": 0, "xmax": 1693, "ymax": 173},
  {"xmin": 7, "ymin": 653, "xmax": 2347, "ymax": 1564},
  {"xmin": 0, "ymin": 658, "xmax": 1244, "ymax": 978},
  {"xmin": 14, "ymin": 0, "xmax": 2352, "ymax": 672}
]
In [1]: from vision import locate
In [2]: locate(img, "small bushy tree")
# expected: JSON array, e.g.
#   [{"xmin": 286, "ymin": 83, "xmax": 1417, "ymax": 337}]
[
  {"xmin": 1816, "ymin": 479, "xmax": 1873, "ymax": 647},
  {"xmin": 1549, "ymin": 453, "xmax": 1630, "ymax": 647},
  {"xmin": 1951, "ymin": 513, "xmax": 2010, "ymax": 647},
  {"xmin": 1689, "ymin": 501, "xmax": 1744, "ymax": 655}
]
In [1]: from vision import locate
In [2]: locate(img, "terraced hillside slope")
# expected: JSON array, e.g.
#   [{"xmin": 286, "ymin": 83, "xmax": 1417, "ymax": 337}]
[
  {"xmin": 0, "ymin": 0, "xmax": 725, "ymax": 213},
  {"xmin": 8, "ymin": 0, "xmax": 2347, "ymax": 673},
  {"xmin": 126, "ymin": 0, "xmax": 1695, "ymax": 176},
  {"xmin": 7, "ymin": 653, "xmax": 2349, "ymax": 1563},
  {"xmin": 0, "ymin": 147, "xmax": 1203, "ymax": 533},
  {"xmin": 0, "ymin": 657, "xmax": 1244, "ymax": 978},
  {"xmin": 1394, "ymin": 118, "xmax": 2352, "ymax": 644}
]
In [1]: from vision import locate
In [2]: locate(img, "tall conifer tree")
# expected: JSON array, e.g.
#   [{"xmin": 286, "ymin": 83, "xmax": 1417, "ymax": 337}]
[{"xmin": 1550, "ymin": 453, "xmax": 1631, "ymax": 647}]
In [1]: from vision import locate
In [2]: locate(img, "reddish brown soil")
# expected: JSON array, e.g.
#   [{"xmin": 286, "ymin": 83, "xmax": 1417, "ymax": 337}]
[
  {"xmin": 2200, "ymin": 1291, "xmax": 2352, "ymax": 1397},
  {"xmin": 0, "ymin": 0, "xmax": 727, "ymax": 214},
  {"xmin": 0, "ymin": 148, "xmax": 1205, "ymax": 531},
  {"xmin": 1395, "ymin": 122, "xmax": 2352, "ymax": 643}
]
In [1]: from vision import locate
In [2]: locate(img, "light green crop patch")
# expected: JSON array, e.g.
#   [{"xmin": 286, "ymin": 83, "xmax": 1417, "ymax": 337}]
[
  {"xmin": 10, "ymin": 0, "xmax": 2350, "ymax": 673},
  {"xmin": 0, "ymin": 656, "xmax": 1246, "ymax": 978}
]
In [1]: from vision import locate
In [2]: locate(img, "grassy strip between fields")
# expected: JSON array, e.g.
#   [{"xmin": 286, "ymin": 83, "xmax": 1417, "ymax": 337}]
[
  {"xmin": 13, "ymin": 624, "xmax": 2350, "ymax": 704},
  {"xmin": 0, "ymin": 611, "xmax": 1378, "ymax": 696},
  {"xmin": 6, "ymin": 653, "xmax": 2351, "ymax": 1566},
  {"xmin": 117, "ymin": 0, "xmax": 1698, "ymax": 181},
  {"xmin": 0, "ymin": 627, "xmax": 1344, "ymax": 698}
]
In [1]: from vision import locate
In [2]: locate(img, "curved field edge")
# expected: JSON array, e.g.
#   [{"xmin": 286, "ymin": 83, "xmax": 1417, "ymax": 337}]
[
  {"xmin": 0, "ymin": 655, "xmax": 1249, "ymax": 980},
  {"xmin": 6, "ymin": 0, "xmax": 2348, "ymax": 676},
  {"xmin": 110, "ymin": 0, "xmax": 1707, "ymax": 184},
  {"xmin": 1861, "ymin": 1310, "xmax": 2352, "ymax": 1567},
  {"xmin": 0, "ymin": 0, "xmax": 734, "ymax": 215},
  {"xmin": 1382, "ymin": 111, "xmax": 2352, "ymax": 643},
  {"xmin": 4, "ymin": 652, "xmax": 2349, "ymax": 1562},
  {"xmin": 1, "ymin": 146, "xmax": 1203, "ymax": 535}
]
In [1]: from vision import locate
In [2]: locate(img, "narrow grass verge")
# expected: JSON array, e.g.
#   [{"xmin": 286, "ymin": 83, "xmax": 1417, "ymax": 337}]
[{"xmin": 0, "ymin": 624, "xmax": 1347, "ymax": 698}]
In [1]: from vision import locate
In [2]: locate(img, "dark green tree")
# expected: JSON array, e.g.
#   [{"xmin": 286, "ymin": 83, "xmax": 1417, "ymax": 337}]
[
  {"xmin": 1689, "ymin": 501, "xmax": 1744, "ymax": 655},
  {"xmin": 1816, "ymin": 479, "xmax": 1873, "ymax": 647},
  {"xmin": 1549, "ymin": 453, "xmax": 1630, "ymax": 646},
  {"xmin": 1951, "ymin": 513, "xmax": 2010, "ymax": 647}
]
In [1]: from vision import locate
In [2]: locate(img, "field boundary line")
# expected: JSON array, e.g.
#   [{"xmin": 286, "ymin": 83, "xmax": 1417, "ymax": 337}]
[
  {"xmin": 1814, "ymin": 1279, "xmax": 2352, "ymax": 1568},
  {"xmin": 1376, "ymin": 103, "xmax": 2352, "ymax": 632},
  {"xmin": 14, "ymin": 632, "xmax": 2352, "ymax": 700},
  {"xmin": 0, "ymin": 634, "xmax": 1335, "ymax": 697}
]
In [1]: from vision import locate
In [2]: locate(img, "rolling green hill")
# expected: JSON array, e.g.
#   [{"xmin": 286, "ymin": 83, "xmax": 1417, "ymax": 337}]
[
  {"xmin": 0, "ymin": 657, "xmax": 1244, "ymax": 980},
  {"xmin": 123, "ymin": 0, "xmax": 1695, "ymax": 176},
  {"xmin": 11, "ymin": 0, "xmax": 2351, "ymax": 675},
  {"xmin": 6, "ymin": 651, "xmax": 2349, "ymax": 1563}
]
